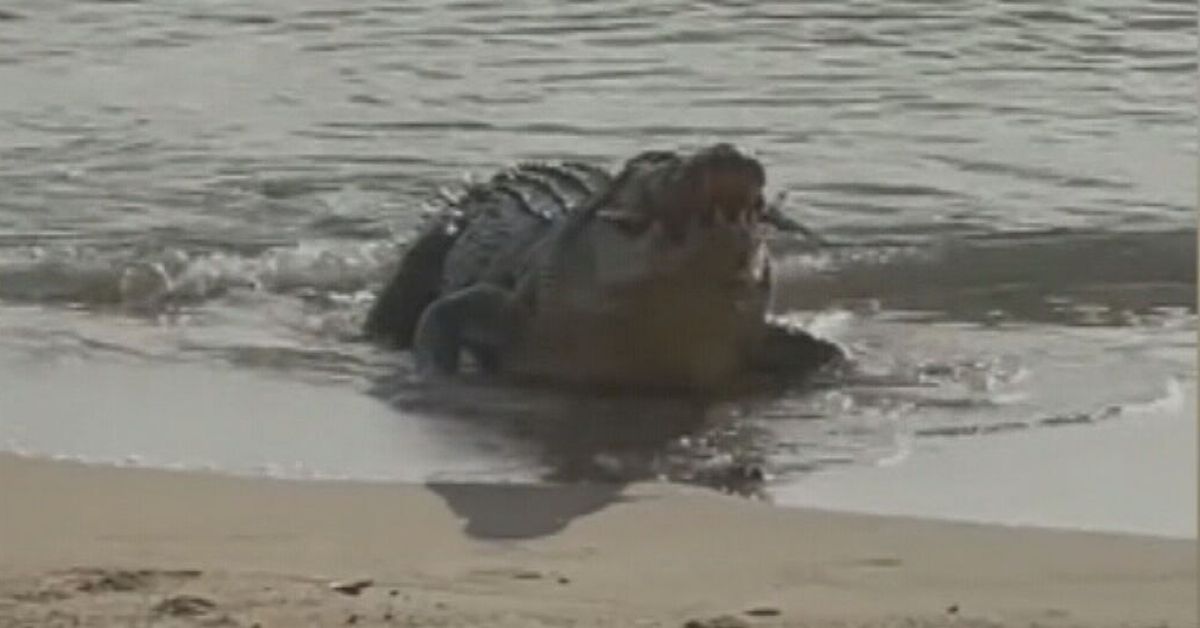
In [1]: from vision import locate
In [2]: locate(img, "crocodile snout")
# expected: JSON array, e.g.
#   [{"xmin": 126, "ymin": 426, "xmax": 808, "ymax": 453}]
[{"xmin": 682, "ymin": 143, "xmax": 766, "ymax": 228}]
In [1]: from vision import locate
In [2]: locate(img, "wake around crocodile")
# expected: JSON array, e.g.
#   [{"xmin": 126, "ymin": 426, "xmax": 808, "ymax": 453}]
[{"xmin": 364, "ymin": 143, "xmax": 843, "ymax": 392}]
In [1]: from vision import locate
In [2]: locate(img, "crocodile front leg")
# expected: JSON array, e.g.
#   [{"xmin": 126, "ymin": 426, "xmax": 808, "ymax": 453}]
[
  {"xmin": 413, "ymin": 284, "xmax": 526, "ymax": 375},
  {"xmin": 750, "ymin": 320, "xmax": 845, "ymax": 379}
]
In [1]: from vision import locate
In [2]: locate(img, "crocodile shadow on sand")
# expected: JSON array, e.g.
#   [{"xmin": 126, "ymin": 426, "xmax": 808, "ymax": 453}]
[{"xmin": 366, "ymin": 372, "xmax": 801, "ymax": 540}]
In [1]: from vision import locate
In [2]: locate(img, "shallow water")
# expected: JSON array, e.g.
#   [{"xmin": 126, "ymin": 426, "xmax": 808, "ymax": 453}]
[{"xmin": 0, "ymin": 1, "xmax": 1195, "ymax": 535}]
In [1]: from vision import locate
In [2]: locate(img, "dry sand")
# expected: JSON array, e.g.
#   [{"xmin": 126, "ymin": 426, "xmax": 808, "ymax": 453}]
[{"xmin": 0, "ymin": 453, "xmax": 1194, "ymax": 627}]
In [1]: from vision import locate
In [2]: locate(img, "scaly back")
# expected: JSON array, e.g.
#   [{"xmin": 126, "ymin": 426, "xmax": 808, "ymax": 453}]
[{"xmin": 363, "ymin": 160, "xmax": 610, "ymax": 348}]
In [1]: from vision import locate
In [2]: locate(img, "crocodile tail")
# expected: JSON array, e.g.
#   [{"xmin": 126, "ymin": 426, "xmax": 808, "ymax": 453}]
[{"xmin": 364, "ymin": 219, "xmax": 460, "ymax": 349}]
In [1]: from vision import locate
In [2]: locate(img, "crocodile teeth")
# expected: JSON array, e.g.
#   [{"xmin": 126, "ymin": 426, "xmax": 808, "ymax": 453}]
[{"xmin": 437, "ymin": 186, "xmax": 463, "ymax": 204}]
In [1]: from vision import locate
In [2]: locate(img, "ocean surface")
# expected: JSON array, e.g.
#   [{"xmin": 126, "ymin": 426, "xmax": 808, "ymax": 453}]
[{"xmin": 0, "ymin": 0, "xmax": 1195, "ymax": 536}]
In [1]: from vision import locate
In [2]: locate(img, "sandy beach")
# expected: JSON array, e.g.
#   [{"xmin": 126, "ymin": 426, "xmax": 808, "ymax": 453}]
[{"xmin": 1, "ymin": 453, "xmax": 1194, "ymax": 627}]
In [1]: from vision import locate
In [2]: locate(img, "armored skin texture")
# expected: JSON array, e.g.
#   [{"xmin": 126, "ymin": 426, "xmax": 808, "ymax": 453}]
[{"xmin": 365, "ymin": 144, "xmax": 841, "ymax": 392}]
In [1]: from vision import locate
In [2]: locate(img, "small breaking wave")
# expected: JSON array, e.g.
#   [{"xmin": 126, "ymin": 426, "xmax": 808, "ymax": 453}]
[
  {"xmin": 6, "ymin": 225, "xmax": 1188, "ymax": 319},
  {"xmin": 772, "ymin": 228, "xmax": 1196, "ymax": 326},
  {"xmin": 0, "ymin": 239, "xmax": 404, "ymax": 312},
  {"xmin": 911, "ymin": 376, "xmax": 1187, "ymax": 438}
]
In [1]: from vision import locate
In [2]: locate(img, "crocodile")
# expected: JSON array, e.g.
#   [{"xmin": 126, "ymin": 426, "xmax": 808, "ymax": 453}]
[{"xmin": 365, "ymin": 143, "xmax": 842, "ymax": 392}]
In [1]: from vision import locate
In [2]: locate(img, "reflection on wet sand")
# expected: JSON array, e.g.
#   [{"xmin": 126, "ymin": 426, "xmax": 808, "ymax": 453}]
[{"xmin": 368, "ymin": 374, "xmax": 800, "ymax": 504}]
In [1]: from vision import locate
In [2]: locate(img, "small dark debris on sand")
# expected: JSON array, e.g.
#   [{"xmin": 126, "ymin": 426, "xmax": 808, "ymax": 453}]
[
  {"xmin": 77, "ymin": 570, "xmax": 149, "ymax": 593},
  {"xmin": 200, "ymin": 613, "xmax": 241, "ymax": 627},
  {"xmin": 70, "ymin": 567, "xmax": 201, "ymax": 593},
  {"xmin": 153, "ymin": 593, "xmax": 217, "ymax": 617},
  {"xmin": 11, "ymin": 587, "xmax": 71, "ymax": 603},
  {"xmin": 744, "ymin": 606, "xmax": 782, "ymax": 617},
  {"xmin": 329, "ymin": 578, "xmax": 374, "ymax": 596},
  {"xmin": 512, "ymin": 570, "xmax": 543, "ymax": 580},
  {"xmin": 683, "ymin": 615, "xmax": 751, "ymax": 628}
]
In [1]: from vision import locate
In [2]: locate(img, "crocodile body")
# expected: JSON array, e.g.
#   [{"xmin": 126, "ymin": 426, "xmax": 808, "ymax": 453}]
[{"xmin": 365, "ymin": 144, "xmax": 841, "ymax": 392}]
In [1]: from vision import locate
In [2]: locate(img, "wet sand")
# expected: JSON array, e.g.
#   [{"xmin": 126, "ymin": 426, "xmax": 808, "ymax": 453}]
[
  {"xmin": 778, "ymin": 381, "xmax": 1198, "ymax": 538},
  {"xmin": 1, "ymin": 453, "xmax": 1194, "ymax": 627}
]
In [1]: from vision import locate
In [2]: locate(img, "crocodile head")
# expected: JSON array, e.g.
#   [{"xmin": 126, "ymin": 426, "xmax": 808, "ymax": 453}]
[
  {"xmin": 563, "ymin": 142, "xmax": 772, "ymax": 295},
  {"xmin": 600, "ymin": 142, "xmax": 767, "ymax": 237},
  {"xmin": 522, "ymin": 144, "xmax": 777, "ymax": 389}
]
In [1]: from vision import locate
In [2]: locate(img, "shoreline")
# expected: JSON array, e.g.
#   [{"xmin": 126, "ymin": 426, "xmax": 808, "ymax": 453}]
[
  {"xmin": 2, "ymin": 453, "xmax": 1195, "ymax": 627},
  {"xmin": 3, "ymin": 336, "xmax": 1194, "ymax": 542},
  {"xmin": 776, "ymin": 388, "xmax": 1198, "ymax": 540}
]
